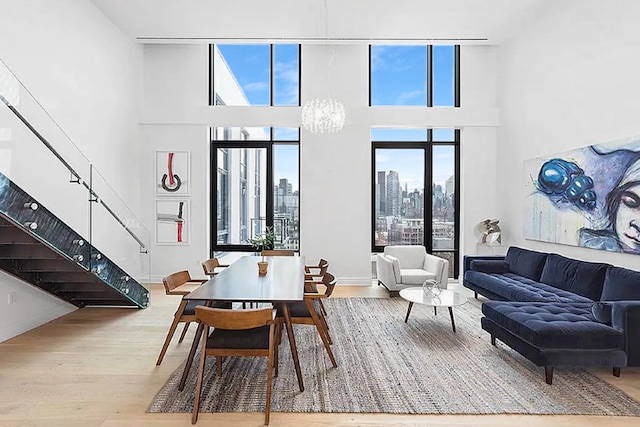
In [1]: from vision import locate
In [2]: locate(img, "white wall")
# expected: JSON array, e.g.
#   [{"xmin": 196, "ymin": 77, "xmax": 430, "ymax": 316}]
[
  {"xmin": 0, "ymin": 0, "xmax": 143, "ymax": 341},
  {"xmin": 141, "ymin": 43, "xmax": 499, "ymax": 282},
  {"xmin": 496, "ymin": 0, "xmax": 640, "ymax": 269}
]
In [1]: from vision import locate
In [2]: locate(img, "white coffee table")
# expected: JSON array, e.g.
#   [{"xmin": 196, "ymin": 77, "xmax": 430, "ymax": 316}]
[{"xmin": 399, "ymin": 287, "xmax": 468, "ymax": 332}]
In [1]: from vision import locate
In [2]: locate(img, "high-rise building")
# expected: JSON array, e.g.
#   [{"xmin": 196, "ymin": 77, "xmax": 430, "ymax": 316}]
[
  {"xmin": 377, "ymin": 171, "xmax": 386, "ymax": 216},
  {"xmin": 386, "ymin": 170, "xmax": 401, "ymax": 217},
  {"xmin": 445, "ymin": 175, "xmax": 454, "ymax": 197}
]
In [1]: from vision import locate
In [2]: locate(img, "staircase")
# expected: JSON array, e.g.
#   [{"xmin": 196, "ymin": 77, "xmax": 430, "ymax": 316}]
[{"xmin": 0, "ymin": 171, "xmax": 148, "ymax": 308}]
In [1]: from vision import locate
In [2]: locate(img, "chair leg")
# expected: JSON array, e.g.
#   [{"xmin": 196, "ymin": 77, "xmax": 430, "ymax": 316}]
[
  {"xmin": 217, "ymin": 356, "xmax": 223, "ymax": 376},
  {"xmin": 318, "ymin": 299, "xmax": 327, "ymax": 317},
  {"xmin": 265, "ymin": 328, "xmax": 275, "ymax": 425},
  {"xmin": 156, "ymin": 301, "xmax": 187, "ymax": 365},
  {"xmin": 191, "ymin": 331, "xmax": 208, "ymax": 424},
  {"xmin": 317, "ymin": 311, "xmax": 332, "ymax": 345},
  {"xmin": 306, "ymin": 299, "xmax": 337, "ymax": 367},
  {"xmin": 613, "ymin": 367, "xmax": 621, "ymax": 377},
  {"xmin": 178, "ymin": 322, "xmax": 191, "ymax": 343}
]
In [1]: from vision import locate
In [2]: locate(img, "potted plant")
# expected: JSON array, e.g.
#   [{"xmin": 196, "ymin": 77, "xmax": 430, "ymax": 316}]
[{"xmin": 249, "ymin": 226, "xmax": 276, "ymax": 275}]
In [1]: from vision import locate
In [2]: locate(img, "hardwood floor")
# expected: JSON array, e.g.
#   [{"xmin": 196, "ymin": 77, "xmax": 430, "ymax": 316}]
[{"xmin": 0, "ymin": 282, "xmax": 638, "ymax": 427}]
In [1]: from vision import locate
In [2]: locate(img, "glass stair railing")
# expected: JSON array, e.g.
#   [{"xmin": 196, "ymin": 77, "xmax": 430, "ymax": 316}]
[{"xmin": 0, "ymin": 58, "xmax": 149, "ymax": 308}]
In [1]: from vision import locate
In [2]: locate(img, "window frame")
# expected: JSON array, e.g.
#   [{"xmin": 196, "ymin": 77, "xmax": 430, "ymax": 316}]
[
  {"xmin": 209, "ymin": 43, "xmax": 301, "ymax": 107},
  {"xmin": 371, "ymin": 129, "xmax": 461, "ymax": 278},
  {"xmin": 210, "ymin": 128, "xmax": 300, "ymax": 256},
  {"xmin": 368, "ymin": 44, "xmax": 460, "ymax": 107}
]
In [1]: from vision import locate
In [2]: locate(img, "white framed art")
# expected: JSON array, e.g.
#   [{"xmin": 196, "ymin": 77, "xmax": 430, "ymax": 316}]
[
  {"xmin": 155, "ymin": 199, "xmax": 190, "ymax": 245},
  {"xmin": 155, "ymin": 150, "xmax": 190, "ymax": 196}
]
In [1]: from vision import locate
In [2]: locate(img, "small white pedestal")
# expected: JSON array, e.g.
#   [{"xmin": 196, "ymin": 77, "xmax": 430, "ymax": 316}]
[{"xmin": 476, "ymin": 243, "xmax": 507, "ymax": 256}]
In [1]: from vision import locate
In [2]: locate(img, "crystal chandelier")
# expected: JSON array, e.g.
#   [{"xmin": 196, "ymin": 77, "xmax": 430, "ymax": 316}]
[{"xmin": 301, "ymin": 97, "xmax": 345, "ymax": 134}]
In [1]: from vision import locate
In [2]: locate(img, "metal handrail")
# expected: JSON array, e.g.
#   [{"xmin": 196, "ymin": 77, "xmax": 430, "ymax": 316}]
[{"xmin": 0, "ymin": 83, "xmax": 147, "ymax": 252}]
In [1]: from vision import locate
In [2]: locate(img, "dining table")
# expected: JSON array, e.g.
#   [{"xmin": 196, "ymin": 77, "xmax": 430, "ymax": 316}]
[{"xmin": 177, "ymin": 255, "xmax": 306, "ymax": 392}]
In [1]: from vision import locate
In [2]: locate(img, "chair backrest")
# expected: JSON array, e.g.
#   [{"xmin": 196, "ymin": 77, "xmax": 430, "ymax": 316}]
[
  {"xmin": 195, "ymin": 306, "xmax": 273, "ymax": 330},
  {"xmin": 384, "ymin": 245, "xmax": 427, "ymax": 269},
  {"xmin": 162, "ymin": 270, "xmax": 191, "ymax": 294},
  {"xmin": 261, "ymin": 249, "xmax": 295, "ymax": 256},
  {"xmin": 201, "ymin": 258, "xmax": 221, "ymax": 276},
  {"xmin": 321, "ymin": 272, "xmax": 336, "ymax": 297}
]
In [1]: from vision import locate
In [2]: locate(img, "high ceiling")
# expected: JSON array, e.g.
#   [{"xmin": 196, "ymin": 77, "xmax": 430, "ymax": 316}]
[{"xmin": 90, "ymin": 0, "xmax": 548, "ymax": 44}]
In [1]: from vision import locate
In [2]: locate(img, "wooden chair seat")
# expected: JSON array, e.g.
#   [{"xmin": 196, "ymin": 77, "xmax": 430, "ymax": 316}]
[
  {"xmin": 192, "ymin": 306, "xmax": 276, "ymax": 425},
  {"xmin": 156, "ymin": 270, "xmax": 229, "ymax": 366}
]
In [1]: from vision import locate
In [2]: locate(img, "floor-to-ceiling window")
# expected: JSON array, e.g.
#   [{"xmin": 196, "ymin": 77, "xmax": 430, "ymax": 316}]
[
  {"xmin": 210, "ymin": 127, "xmax": 300, "ymax": 256},
  {"xmin": 209, "ymin": 44, "xmax": 300, "ymax": 257},
  {"xmin": 371, "ymin": 129, "xmax": 460, "ymax": 278},
  {"xmin": 370, "ymin": 45, "xmax": 461, "ymax": 277}
]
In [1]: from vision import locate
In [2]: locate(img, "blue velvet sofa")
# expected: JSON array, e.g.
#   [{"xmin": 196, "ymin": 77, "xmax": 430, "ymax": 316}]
[{"xmin": 463, "ymin": 246, "xmax": 640, "ymax": 384}]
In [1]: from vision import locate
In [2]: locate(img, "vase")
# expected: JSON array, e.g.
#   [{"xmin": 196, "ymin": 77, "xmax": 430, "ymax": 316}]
[{"xmin": 258, "ymin": 261, "xmax": 268, "ymax": 276}]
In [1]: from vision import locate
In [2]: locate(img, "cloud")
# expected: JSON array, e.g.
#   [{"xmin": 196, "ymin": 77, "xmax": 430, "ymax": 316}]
[
  {"xmin": 395, "ymin": 90, "xmax": 424, "ymax": 104},
  {"xmin": 243, "ymin": 81, "xmax": 269, "ymax": 92},
  {"xmin": 274, "ymin": 59, "xmax": 299, "ymax": 104}
]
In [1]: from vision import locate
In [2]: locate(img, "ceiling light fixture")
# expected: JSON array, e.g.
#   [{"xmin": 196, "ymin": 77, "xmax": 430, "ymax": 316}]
[{"xmin": 301, "ymin": 0, "xmax": 345, "ymax": 134}]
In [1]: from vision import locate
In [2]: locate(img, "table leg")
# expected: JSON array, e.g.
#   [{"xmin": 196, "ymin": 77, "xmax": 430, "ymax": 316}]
[
  {"xmin": 178, "ymin": 321, "xmax": 204, "ymax": 391},
  {"xmin": 448, "ymin": 306, "xmax": 456, "ymax": 333},
  {"xmin": 281, "ymin": 303, "xmax": 304, "ymax": 392},
  {"xmin": 404, "ymin": 301, "xmax": 414, "ymax": 323}
]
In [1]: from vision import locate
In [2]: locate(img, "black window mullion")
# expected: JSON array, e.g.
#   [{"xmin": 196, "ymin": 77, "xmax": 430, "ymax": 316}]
[
  {"xmin": 368, "ymin": 45, "xmax": 372, "ymax": 107},
  {"xmin": 453, "ymin": 129, "xmax": 461, "ymax": 277},
  {"xmin": 454, "ymin": 45, "xmax": 461, "ymax": 107},
  {"xmin": 427, "ymin": 45, "xmax": 433, "ymax": 108},
  {"xmin": 270, "ymin": 45, "xmax": 274, "ymax": 106},
  {"xmin": 424, "ymin": 143, "xmax": 433, "ymax": 253},
  {"xmin": 209, "ymin": 44, "xmax": 215, "ymax": 106}
]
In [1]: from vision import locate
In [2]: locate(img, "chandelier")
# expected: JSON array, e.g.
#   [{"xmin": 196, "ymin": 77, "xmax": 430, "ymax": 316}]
[
  {"xmin": 301, "ymin": 0, "xmax": 346, "ymax": 134},
  {"xmin": 301, "ymin": 97, "xmax": 345, "ymax": 134}
]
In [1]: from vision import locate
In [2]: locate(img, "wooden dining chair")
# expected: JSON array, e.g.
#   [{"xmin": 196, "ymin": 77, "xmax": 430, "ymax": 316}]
[
  {"xmin": 192, "ymin": 306, "xmax": 277, "ymax": 425},
  {"xmin": 261, "ymin": 249, "xmax": 295, "ymax": 256},
  {"xmin": 201, "ymin": 257, "xmax": 229, "ymax": 277},
  {"xmin": 275, "ymin": 272, "xmax": 337, "ymax": 368},
  {"xmin": 202, "ymin": 258, "xmax": 254, "ymax": 309},
  {"xmin": 155, "ymin": 270, "xmax": 230, "ymax": 366},
  {"xmin": 304, "ymin": 258, "xmax": 329, "ymax": 315}
]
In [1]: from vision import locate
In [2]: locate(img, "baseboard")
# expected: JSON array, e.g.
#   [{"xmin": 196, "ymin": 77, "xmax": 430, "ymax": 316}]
[{"xmin": 336, "ymin": 277, "xmax": 373, "ymax": 286}]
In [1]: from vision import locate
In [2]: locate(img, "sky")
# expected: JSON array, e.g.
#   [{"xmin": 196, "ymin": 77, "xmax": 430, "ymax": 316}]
[{"xmin": 216, "ymin": 44, "xmax": 457, "ymax": 191}]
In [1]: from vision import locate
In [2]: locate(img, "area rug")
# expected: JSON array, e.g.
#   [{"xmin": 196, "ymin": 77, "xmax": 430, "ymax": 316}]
[{"xmin": 148, "ymin": 297, "xmax": 640, "ymax": 415}]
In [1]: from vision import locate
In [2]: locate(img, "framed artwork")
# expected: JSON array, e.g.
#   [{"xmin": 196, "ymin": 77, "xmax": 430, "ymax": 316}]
[
  {"xmin": 524, "ymin": 136, "xmax": 640, "ymax": 255},
  {"xmin": 156, "ymin": 199, "xmax": 189, "ymax": 245},
  {"xmin": 155, "ymin": 151, "xmax": 190, "ymax": 196}
]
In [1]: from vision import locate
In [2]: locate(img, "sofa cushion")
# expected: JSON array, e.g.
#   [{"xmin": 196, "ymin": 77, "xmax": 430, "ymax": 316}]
[
  {"xmin": 591, "ymin": 302, "xmax": 612, "ymax": 325},
  {"xmin": 540, "ymin": 254, "xmax": 609, "ymax": 301},
  {"xmin": 464, "ymin": 271, "xmax": 593, "ymax": 303},
  {"xmin": 401, "ymin": 269, "xmax": 437, "ymax": 285},
  {"xmin": 601, "ymin": 266, "xmax": 640, "ymax": 301},
  {"xmin": 470, "ymin": 259, "xmax": 510, "ymax": 274},
  {"xmin": 505, "ymin": 247, "xmax": 548, "ymax": 281},
  {"xmin": 482, "ymin": 301, "xmax": 624, "ymax": 350}
]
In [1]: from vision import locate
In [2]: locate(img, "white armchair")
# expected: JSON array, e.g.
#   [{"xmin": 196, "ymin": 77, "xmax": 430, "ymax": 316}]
[{"xmin": 376, "ymin": 245, "xmax": 449, "ymax": 296}]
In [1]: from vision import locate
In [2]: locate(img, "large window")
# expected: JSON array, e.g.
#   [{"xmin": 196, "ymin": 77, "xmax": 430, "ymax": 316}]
[
  {"xmin": 211, "ymin": 127, "xmax": 299, "ymax": 257},
  {"xmin": 372, "ymin": 129, "xmax": 460, "ymax": 278},
  {"xmin": 369, "ymin": 45, "xmax": 460, "ymax": 107},
  {"xmin": 209, "ymin": 44, "xmax": 300, "ymax": 106}
]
